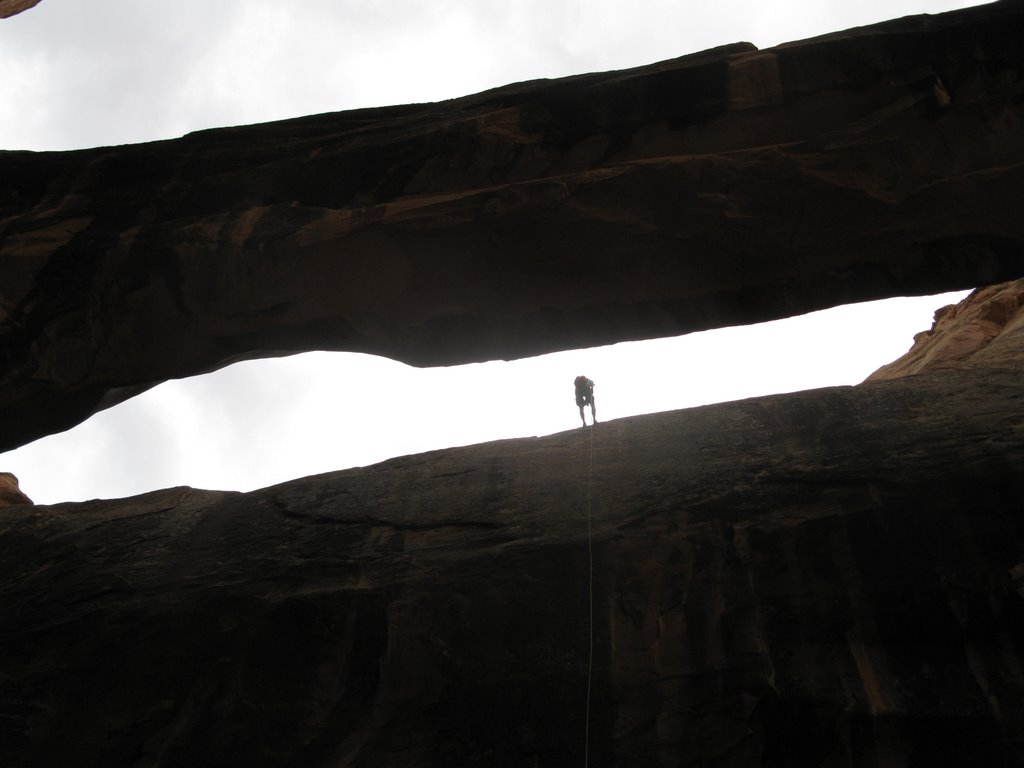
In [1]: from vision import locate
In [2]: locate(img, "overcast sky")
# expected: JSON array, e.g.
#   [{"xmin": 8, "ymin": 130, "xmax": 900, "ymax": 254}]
[{"xmin": 0, "ymin": 1, "xmax": 983, "ymax": 504}]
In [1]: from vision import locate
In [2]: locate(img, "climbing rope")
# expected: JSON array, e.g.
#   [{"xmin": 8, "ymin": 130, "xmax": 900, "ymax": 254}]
[{"xmin": 584, "ymin": 424, "xmax": 595, "ymax": 767}]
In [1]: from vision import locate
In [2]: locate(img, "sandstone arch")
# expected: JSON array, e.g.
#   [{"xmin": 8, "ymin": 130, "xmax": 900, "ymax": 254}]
[
  {"xmin": 3, "ymin": 6, "xmax": 1024, "ymax": 765},
  {"xmin": 3, "ymin": 1, "xmax": 1024, "ymax": 452}
]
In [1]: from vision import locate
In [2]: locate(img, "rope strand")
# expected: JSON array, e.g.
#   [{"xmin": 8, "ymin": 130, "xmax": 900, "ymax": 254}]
[{"xmin": 584, "ymin": 424, "xmax": 594, "ymax": 767}]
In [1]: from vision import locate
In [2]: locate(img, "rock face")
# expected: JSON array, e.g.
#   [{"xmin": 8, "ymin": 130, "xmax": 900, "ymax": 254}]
[
  {"xmin": 0, "ymin": 0, "xmax": 42, "ymax": 19},
  {"xmin": 0, "ymin": 471, "xmax": 32, "ymax": 507},
  {"xmin": 867, "ymin": 277, "xmax": 1024, "ymax": 380},
  {"xmin": 2, "ymin": 361, "xmax": 1023, "ymax": 767},
  {"xmin": 4, "ymin": 1, "xmax": 1024, "ymax": 451}
]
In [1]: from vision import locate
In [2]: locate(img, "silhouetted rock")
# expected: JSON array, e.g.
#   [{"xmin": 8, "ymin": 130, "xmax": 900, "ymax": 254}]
[{"xmin": 3, "ymin": 1, "xmax": 1024, "ymax": 451}]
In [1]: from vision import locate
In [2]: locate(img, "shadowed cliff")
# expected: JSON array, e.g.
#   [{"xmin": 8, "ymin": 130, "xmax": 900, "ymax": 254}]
[
  {"xmin": 2, "ymin": 288, "xmax": 1024, "ymax": 764},
  {"xmin": 3, "ymin": 1, "xmax": 1024, "ymax": 451}
]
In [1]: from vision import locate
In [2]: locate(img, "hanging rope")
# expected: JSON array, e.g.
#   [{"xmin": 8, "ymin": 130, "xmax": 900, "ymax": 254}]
[{"xmin": 584, "ymin": 424, "xmax": 595, "ymax": 767}]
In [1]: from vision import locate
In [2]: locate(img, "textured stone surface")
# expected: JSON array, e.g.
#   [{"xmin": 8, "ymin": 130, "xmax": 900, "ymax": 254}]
[
  {"xmin": 1, "ymin": 361, "xmax": 1022, "ymax": 767},
  {"xmin": 0, "ymin": 471, "xmax": 32, "ymax": 507},
  {"xmin": 0, "ymin": 0, "xmax": 41, "ymax": 19},
  {"xmin": 867, "ymin": 277, "xmax": 1024, "ymax": 380},
  {"xmin": 4, "ymin": 1, "xmax": 1024, "ymax": 451}
]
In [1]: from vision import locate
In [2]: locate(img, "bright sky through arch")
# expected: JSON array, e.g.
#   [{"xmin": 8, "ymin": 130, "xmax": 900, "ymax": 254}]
[{"xmin": 1, "ymin": 291, "xmax": 971, "ymax": 504}]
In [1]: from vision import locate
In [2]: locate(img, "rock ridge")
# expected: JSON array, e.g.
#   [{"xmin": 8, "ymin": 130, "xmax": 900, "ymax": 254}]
[
  {"xmin": 867, "ymin": 277, "xmax": 1024, "ymax": 380},
  {"xmin": 0, "ymin": 471, "xmax": 32, "ymax": 507},
  {"xmin": 0, "ymin": 0, "xmax": 41, "ymax": 19}
]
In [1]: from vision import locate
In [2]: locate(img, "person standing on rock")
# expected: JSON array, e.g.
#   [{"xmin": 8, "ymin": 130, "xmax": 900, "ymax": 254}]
[{"xmin": 574, "ymin": 375, "xmax": 597, "ymax": 427}]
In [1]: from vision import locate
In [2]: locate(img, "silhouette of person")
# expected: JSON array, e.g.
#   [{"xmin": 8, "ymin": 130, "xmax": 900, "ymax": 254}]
[{"xmin": 574, "ymin": 375, "xmax": 597, "ymax": 427}]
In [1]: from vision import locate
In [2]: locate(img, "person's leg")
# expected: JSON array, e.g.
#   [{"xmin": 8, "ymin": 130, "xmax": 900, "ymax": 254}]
[
  {"xmin": 578, "ymin": 403, "xmax": 587, "ymax": 426},
  {"xmin": 590, "ymin": 396, "xmax": 597, "ymax": 424}
]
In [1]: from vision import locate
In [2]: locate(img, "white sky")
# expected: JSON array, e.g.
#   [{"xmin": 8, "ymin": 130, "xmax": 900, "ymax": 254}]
[{"xmin": 0, "ymin": 1, "xmax": 983, "ymax": 503}]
